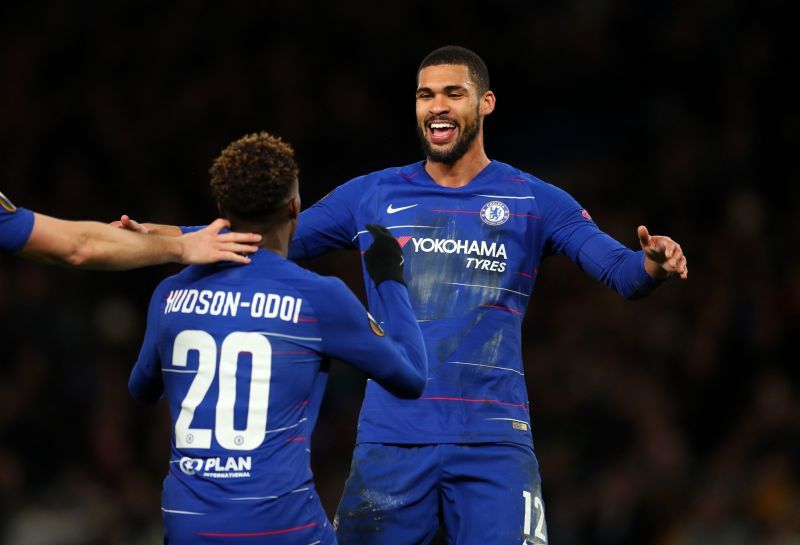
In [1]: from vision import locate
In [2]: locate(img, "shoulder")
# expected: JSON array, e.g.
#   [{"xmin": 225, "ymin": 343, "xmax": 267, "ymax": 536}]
[
  {"xmin": 492, "ymin": 161, "xmax": 579, "ymax": 204},
  {"xmin": 291, "ymin": 268, "xmax": 350, "ymax": 301},
  {"xmin": 150, "ymin": 271, "xmax": 184, "ymax": 300},
  {"xmin": 295, "ymin": 271, "xmax": 360, "ymax": 313},
  {"xmin": 336, "ymin": 162, "xmax": 423, "ymax": 191},
  {"xmin": 148, "ymin": 264, "xmax": 220, "ymax": 301}
]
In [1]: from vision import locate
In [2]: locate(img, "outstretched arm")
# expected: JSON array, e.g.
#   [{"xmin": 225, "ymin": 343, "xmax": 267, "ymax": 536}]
[
  {"xmin": 570, "ymin": 225, "xmax": 687, "ymax": 299},
  {"xmin": 21, "ymin": 214, "xmax": 260, "ymax": 269},
  {"xmin": 116, "ymin": 175, "xmax": 363, "ymax": 262},
  {"xmin": 543, "ymin": 184, "xmax": 687, "ymax": 299}
]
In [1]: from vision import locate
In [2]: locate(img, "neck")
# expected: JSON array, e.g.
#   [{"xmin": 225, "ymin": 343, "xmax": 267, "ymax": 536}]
[
  {"xmin": 229, "ymin": 219, "xmax": 293, "ymax": 258},
  {"xmin": 423, "ymin": 138, "xmax": 490, "ymax": 188}
]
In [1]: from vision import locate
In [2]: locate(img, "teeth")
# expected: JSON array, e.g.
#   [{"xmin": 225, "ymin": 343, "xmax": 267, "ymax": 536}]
[{"xmin": 430, "ymin": 122, "xmax": 455, "ymax": 129}]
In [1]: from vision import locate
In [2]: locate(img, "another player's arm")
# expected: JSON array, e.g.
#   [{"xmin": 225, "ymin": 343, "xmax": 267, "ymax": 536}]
[
  {"xmin": 117, "ymin": 177, "xmax": 362, "ymax": 261},
  {"xmin": 315, "ymin": 225, "xmax": 427, "ymax": 398},
  {"xmin": 316, "ymin": 280, "xmax": 427, "ymax": 398},
  {"xmin": 288, "ymin": 179, "xmax": 363, "ymax": 260},
  {"xmin": 129, "ymin": 285, "xmax": 167, "ymax": 403},
  {"xmin": 112, "ymin": 215, "xmax": 183, "ymax": 237},
  {"xmin": 21, "ymin": 214, "xmax": 260, "ymax": 269}
]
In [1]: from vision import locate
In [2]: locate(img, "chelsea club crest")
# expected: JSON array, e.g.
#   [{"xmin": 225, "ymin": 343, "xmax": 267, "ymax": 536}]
[{"xmin": 479, "ymin": 200, "xmax": 510, "ymax": 226}]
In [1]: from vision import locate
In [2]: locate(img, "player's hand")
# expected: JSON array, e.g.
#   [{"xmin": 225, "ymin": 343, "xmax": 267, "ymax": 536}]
[
  {"xmin": 177, "ymin": 218, "xmax": 261, "ymax": 265},
  {"xmin": 364, "ymin": 224, "xmax": 406, "ymax": 286},
  {"xmin": 112, "ymin": 214, "xmax": 149, "ymax": 234},
  {"xmin": 638, "ymin": 225, "xmax": 688, "ymax": 280}
]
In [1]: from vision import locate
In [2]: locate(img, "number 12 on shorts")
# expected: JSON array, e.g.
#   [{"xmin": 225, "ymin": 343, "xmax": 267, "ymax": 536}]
[{"xmin": 522, "ymin": 490, "xmax": 547, "ymax": 544}]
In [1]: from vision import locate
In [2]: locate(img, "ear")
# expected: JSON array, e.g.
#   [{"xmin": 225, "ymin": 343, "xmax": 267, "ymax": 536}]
[
  {"xmin": 480, "ymin": 90, "xmax": 496, "ymax": 117},
  {"xmin": 288, "ymin": 196, "xmax": 300, "ymax": 220}
]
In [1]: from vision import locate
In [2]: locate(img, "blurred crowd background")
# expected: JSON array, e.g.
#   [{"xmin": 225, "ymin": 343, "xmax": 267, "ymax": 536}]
[{"xmin": 0, "ymin": 1, "xmax": 797, "ymax": 544}]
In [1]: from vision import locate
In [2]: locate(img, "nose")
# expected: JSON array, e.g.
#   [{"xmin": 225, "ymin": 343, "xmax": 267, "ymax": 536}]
[{"xmin": 429, "ymin": 94, "xmax": 450, "ymax": 115}]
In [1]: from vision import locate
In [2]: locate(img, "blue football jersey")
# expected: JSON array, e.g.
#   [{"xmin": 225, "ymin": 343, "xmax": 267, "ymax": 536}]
[
  {"xmin": 0, "ymin": 191, "xmax": 34, "ymax": 253},
  {"xmin": 129, "ymin": 249, "xmax": 426, "ymax": 516},
  {"xmin": 290, "ymin": 160, "xmax": 661, "ymax": 447}
]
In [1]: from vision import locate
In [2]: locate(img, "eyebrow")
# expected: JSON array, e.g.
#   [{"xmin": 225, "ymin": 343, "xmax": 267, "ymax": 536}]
[{"xmin": 416, "ymin": 85, "xmax": 469, "ymax": 94}]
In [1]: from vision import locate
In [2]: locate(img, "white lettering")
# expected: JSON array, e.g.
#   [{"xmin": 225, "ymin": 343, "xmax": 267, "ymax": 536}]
[
  {"xmin": 210, "ymin": 292, "xmax": 226, "ymax": 315},
  {"xmin": 251, "ymin": 293, "xmax": 265, "ymax": 317},
  {"xmin": 164, "ymin": 290, "xmax": 179, "ymax": 314},
  {"xmin": 279, "ymin": 297, "xmax": 294, "ymax": 321},
  {"xmin": 292, "ymin": 299, "xmax": 302, "ymax": 324},
  {"xmin": 264, "ymin": 294, "xmax": 280, "ymax": 318},
  {"xmin": 223, "ymin": 292, "xmax": 240, "ymax": 317},
  {"xmin": 409, "ymin": 238, "xmax": 508, "ymax": 258},
  {"xmin": 170, "ymin": 290, "xmax": 188, "ymax": 314},
  {"xmin": 224, "ymin": 457, "xmax": 238, "ymax": 471},
  {"xmin": 167, "ymin": 291, "xmax": 302, "ymax": 322},
  {"xmin": 181, "ymin": 290, "xmax": 199, "ymax": 313},
  {"xmin": 196, "ymin": 290, "xmax": 212, "ymax": 315}
]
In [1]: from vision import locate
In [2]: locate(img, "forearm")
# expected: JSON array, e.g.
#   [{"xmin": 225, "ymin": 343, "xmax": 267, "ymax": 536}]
[
  {"xmin": 576, "ymin": 233, "xmax": 663, "ymax": 299},
  {"xmin": 22, "ymin": 214, "xmax": 183, "ymax": 270},
  {"xmin": 143, "ymin": 223, "xmax": 183, "ymax": 237},
  {"xmin": 374, "ymin": 280, "xmax": 428, "ymax": 396},
  {"xmin": 80, "ymin": 228, "xmax": 184, "ymax": 270}
]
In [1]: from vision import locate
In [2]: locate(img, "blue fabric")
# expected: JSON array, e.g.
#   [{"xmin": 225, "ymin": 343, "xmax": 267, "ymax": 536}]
[
  {"xmin": 163, "ymin": 480, "xmax": 336, "ymax": 545},
  {"xmin": 130, "ymin": 249, "xmax": 426, "ymax": 540},
  {"xmin": 335, "ymin": 442, "xmax": 547, "ymax": 545},
  {"xmin": 0, "ymin": 196, "xmax": 34, "ymax": 253},
  {"xmin": 289, "ymin": 160, "xmax": 662, "ymax": 447}
]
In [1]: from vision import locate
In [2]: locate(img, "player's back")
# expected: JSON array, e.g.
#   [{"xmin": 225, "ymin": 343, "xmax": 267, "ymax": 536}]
[
  {"xmin": 131, "ymin": 239, "xmax": 426, "ymax": 543},
  {"xmin": 132, "ymin": 250, "xmax": 340, "ymax": 542}
]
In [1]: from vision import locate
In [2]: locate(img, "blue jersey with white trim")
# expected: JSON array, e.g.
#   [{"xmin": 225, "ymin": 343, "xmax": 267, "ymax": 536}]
[
  {"xmin": 129, "ymin": 249, "xmax": 426, "ymax": 513},
  {"xmin": 291, "ymin": 160, "xmax": 661, "ymax": 447},
  {"xmin": 0, "ymin": 191, "xmax": 34, "ymax": 253}
]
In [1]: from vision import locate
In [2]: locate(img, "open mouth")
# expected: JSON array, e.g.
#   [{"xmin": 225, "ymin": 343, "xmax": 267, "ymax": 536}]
[{"xmin": 427, "ymin": 120, "xmax": 458, "ymax": 145}]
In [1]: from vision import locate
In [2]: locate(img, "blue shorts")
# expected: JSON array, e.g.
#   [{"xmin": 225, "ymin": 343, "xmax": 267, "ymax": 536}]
[
  {"xmin": 162, "ymin": 483, "xmax": 336, "ymax": 545},
  {"xmin": 334, "ymin": 443, "xmax": 548, "ymax": 545}
]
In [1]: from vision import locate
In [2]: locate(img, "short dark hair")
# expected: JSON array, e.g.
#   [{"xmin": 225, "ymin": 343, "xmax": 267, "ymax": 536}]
[
  {"xmin": 209, "ymin": 132, "xmax": 298, "ymax": 220},
  {"xmin": 417, "ymin": 45, "xmax": 490, "ymax": 95}
]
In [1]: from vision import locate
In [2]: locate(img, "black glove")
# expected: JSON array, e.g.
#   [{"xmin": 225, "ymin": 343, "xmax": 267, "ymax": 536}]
[{"xmin": 364, "ymin": 224, "xmax": 406, "ymax": 286}]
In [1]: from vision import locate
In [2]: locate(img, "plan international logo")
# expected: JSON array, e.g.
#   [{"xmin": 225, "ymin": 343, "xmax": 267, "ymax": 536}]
[{"xmin": 179, "ymin": 456, "xmax": 253, "ymax": 479}]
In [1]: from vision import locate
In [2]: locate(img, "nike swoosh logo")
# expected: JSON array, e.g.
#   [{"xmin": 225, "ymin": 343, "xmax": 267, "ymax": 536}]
[{"xmin": 387, "ymin": 204, "xmax": 418, "ymax": 214}]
